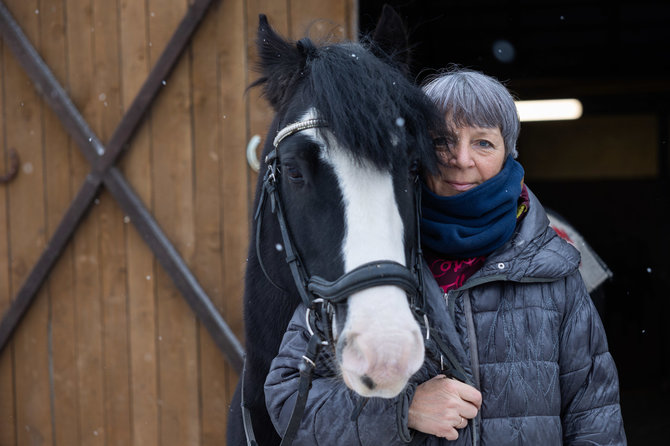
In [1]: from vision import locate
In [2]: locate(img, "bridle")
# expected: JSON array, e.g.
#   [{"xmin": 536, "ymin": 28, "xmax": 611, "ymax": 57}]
[
  {"xmin": 242, "ymin": 118, "xmax": 429, "ymax": 446},
  {"xmin": 258, "ymin": 118, "xmax": 428, "ymax": 331}
]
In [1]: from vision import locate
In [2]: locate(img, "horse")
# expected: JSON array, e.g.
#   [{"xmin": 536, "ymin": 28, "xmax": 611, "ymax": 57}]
[{"xmin": 227, "ymin": 8, "xmax": 443, "ymax": 445}]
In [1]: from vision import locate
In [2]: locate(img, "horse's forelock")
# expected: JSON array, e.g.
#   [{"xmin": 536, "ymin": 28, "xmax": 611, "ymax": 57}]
[{"xmin": 296, "ymin": 41, "xmax": 440, "ymax": 172}]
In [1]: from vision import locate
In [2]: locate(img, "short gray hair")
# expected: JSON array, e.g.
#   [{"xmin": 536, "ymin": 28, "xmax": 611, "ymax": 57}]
[{"xmin": 422, "ymin": 68, "xmax": 520, "ymax": 158}]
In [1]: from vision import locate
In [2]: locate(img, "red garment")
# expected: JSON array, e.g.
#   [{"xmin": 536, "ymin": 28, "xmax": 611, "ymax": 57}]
[
  {"xmin": 424, "ymin": 251, "xmax": 486, "ymax": 292},
  {"xmin": 424, "ymin": 184, "xmax": 530, "ymax": 293}
]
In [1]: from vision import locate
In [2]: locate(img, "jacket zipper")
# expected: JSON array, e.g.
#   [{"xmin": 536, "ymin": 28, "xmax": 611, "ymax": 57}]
[
  {"xmin": 463, "ymin": 291, "xmax": 481, "ymax": 446},
  {"xmin": 444, "ymin": 288, "xmax": 479, "ymax": 446}
]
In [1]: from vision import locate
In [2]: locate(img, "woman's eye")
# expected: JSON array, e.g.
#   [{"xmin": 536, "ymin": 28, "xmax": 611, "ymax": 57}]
[{"xmin": 475, "ymin": 140, "xmax": 493, "ymax": 148}]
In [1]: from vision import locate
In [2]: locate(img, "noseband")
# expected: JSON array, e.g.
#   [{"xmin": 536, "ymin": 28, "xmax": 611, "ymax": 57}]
[{"xmin": 243, "ymin": 118, "xmax": 428, "ymax": 446}]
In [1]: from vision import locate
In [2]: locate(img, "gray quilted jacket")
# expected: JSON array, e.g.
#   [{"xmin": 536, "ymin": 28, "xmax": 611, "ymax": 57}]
[{"xmin": 265, "ymin": 189, "xmax": 626, "ymax": 445}]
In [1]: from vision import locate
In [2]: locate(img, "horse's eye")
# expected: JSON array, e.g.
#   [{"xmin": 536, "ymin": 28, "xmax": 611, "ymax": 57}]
[{"xmin": 284, "ymin": 164, "xmax": 304, "ymax": 185}]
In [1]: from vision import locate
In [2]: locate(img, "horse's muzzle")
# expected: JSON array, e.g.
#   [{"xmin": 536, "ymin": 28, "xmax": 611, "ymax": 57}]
[{"xmin": 336, "ymin": 285, "xmax": 425, "ymax": 398}]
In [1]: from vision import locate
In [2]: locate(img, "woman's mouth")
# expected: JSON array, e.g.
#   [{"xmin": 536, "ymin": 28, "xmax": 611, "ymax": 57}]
[{"xmin": 447, "ymin": 182, "xmax": 475, "ymax": 192}]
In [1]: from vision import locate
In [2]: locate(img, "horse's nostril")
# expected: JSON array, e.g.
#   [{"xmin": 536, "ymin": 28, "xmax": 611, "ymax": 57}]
[{"xmin": 361, "ymin": 374, "xmax": 376, "ymax": 390}]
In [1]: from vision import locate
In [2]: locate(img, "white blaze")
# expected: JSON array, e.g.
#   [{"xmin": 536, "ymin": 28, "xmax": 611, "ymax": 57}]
[
  {"xmin": 327, "ymin": 148, "xmax": 405, "ymax": 270},
  {"xmin": 302, "ymin": 109, "xmax": 423, "ymax": 398},
  {"xmin": 298, "ymin": 110, "xmax": 405, "ymax": 269}
]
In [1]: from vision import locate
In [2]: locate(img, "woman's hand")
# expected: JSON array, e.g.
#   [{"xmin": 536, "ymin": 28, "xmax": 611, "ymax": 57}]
[{"xmin": 408, "ymin": 375, "xmax": 482, "ymax": 440}]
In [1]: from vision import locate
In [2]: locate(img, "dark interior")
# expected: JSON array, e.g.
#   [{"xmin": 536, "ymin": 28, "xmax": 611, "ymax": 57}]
[{"xmin": 360, "ymin": 2, "xmax": 670, "ymax": 443}]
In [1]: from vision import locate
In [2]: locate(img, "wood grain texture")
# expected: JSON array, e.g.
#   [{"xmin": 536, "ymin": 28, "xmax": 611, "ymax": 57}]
[
  {"xmin": 191, "ymin": 2, "xmax": 228, "ymax": 444},
  {"xmin": 0, "ymin": 11, "xmax": 16, "ymax": 446},
  {"xmin": 148, "ymin": 1, "xmax": 200, "ymax": 444},
  {"xmin": 118, "ymin": 0, "xmax": 161, "ymax": 443},
  {"xmin": 5, "ymin": 1, "xmax": 53, "ymax": 444},
  {"xmin": 0, "ymin": 1, "xmax": 356, "ymax": 444},
  {"xmin": 40, "ymin": 1, "xmax": 80, "ymax": 445},
  {"xmin": 64, "ymin": 0, "xmax": 107, "ymax": 444}
]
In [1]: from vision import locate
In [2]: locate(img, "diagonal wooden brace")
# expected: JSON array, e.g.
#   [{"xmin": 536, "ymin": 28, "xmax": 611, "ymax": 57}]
[{"xmin": 0, "ymin": 0, "xmax": 244, "ymax": 373}]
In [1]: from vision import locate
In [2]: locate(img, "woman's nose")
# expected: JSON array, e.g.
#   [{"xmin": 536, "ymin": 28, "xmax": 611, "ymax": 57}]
[{"xmin": 448, "ymin": 142, "xmax": 474, "ymax": 168}]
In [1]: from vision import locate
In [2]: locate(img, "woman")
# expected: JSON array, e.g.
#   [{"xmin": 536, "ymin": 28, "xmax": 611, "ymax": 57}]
[
  {"xmin": 405, "ymin": 68, "xmax": 626, "ymax": 444},
  {"xmin": 264, "ymin": 68, "xmax": 626, "ymax": 445}
]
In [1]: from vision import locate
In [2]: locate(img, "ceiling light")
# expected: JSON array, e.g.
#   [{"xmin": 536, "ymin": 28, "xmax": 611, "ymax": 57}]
[{"xmin": 515, "ymin": 99, "xmax": 583, "ymax": 122}]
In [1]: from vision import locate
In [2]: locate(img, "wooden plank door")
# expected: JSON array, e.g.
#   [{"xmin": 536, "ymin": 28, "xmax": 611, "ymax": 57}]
[{"xmin": 0, "ymin": 0, "xmax": 356, "ymax": 445}]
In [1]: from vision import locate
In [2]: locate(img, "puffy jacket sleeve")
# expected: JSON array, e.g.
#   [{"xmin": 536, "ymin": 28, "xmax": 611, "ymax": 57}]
[
  {"xmin": 559, "ymin": 271, "xmax": 627, "ymax": 445},
  {"xmin": 264, "ymin": 305, "xmax": 417, "ymax": 446}
]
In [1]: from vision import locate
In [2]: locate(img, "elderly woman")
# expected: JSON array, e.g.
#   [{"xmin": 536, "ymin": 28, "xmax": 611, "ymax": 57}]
[
  {"xmin": 264, "ymin": 68, "xmax": 626, "ymax": 445},
  {"xmin": 406, "ymin": 68, "xmax": 626, "ymax": 444}
]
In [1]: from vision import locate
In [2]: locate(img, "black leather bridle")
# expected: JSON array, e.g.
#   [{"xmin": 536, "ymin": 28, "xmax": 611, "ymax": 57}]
[{"xmin": 241, "ymin": 118, "xmax": 430, "ymax": 446}]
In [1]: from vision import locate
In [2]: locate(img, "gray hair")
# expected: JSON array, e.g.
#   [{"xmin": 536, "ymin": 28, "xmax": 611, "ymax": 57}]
[{"xmin": 422, "ymin": 68, "xmax": 520, "ymax": 158}]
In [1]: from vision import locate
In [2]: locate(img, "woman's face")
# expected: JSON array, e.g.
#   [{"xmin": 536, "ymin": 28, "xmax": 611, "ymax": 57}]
[{"xmin": 426, "ymin": 121, "xmax": 507, "ymax": 197}]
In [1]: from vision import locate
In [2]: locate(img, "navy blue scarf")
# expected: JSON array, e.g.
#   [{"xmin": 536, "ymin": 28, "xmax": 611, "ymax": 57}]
[{"xmin": 421, "ymin": 157, "xmax": 525, "ymax": 258}]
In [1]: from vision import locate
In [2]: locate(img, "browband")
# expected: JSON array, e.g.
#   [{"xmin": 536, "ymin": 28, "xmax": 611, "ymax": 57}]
[{"xmin": 273, "ymin": 118, "xmax": 328, "ymax": 148}]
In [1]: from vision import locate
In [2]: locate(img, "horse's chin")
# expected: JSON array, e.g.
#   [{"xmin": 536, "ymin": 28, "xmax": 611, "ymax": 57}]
[{"xmin": 340, "ymin": 368, "xmax": 410, "ymax": 398}]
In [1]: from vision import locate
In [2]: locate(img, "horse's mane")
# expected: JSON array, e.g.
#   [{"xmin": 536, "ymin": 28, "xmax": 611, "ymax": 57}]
[{"xmin": 254, "ymin": 31, "xmax": 443, "ymax": 173}]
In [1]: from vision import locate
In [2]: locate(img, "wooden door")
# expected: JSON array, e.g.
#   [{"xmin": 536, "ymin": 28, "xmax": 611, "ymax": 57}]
[{"xmin": 0, "ymin": 0, "xmax": 355, "ymax": 445}]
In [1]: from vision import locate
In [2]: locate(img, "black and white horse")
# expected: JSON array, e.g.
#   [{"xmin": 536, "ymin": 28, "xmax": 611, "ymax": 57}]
[{"xmin": 228, "ymin": 9, "xmax": 442, "ymax": 445}]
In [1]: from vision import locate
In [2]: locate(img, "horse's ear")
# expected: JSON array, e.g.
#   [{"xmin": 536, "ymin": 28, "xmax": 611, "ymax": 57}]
[
  {"xmin": 255, "ymin": 15, "xmax": 305, "ymax": 110},
  {"xmin": 370, "ymin": 5, "xmax": 411, "ymax": 71}
]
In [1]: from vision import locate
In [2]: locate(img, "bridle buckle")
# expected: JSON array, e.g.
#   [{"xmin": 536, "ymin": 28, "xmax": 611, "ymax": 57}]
[{"xmin": 305, "ymin": 298, "xmax": 334, "ymax": 346}]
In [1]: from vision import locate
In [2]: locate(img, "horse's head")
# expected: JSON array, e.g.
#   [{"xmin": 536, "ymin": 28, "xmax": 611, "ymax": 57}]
[{"xmin": 253, "ymin": 13, "xmax": 442, "ymax": 398}]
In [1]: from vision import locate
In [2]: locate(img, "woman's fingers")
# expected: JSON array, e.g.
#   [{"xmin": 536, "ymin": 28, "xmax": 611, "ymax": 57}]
[
  {"xmin": 408, "ymin": 375, "xmax": 482, "ymax": 439},
  {"xmin": 441, "ymin": 375, "xmax": 483, "ymax": 411}
]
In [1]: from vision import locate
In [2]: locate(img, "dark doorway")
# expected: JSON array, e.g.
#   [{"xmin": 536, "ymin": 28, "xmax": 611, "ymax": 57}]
[{"xmin": 360, "ymin": 2, "xmax": 670, "ymax": 444}]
